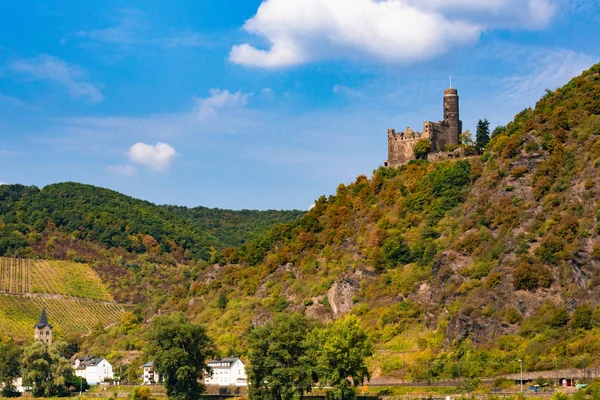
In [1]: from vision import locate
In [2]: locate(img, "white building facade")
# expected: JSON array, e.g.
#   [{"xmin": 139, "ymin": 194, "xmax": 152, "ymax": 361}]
[
  {"xmin": 204, "ymin": 358, "xmax": 247, "ymax": 387},
  {"xmin": 73, "ymin": 357, "xmax": 114, "ymax": 385},
  {"xmin": 143, "ymin": 361, "xmax": 160, "ymax": 385}
]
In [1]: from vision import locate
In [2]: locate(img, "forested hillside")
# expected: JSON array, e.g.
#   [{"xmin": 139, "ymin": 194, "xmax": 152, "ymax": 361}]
[
  {"xmin": 0, "ymin": 182, "xmax": 303, "ymax": 260},
  {"xmin": 2, "ymin": 63, "xmax": 600, "ymax": 382}
]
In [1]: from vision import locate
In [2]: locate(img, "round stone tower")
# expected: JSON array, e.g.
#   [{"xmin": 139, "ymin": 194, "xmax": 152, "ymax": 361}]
[{"xmin": 443, "ymin": 88, "xmax": 461, "ymax": 146}]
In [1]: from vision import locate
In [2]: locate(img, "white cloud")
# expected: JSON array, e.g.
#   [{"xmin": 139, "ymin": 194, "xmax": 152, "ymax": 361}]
[
  {"xmin": 128, "ymin": 142, "xmax": 177, "ymax": 171},
  {"xmin": 0, "ymin": 93, "xmax": 25, "ymax": 107},
  {"xmin": 501, "ymin": 49, "xmax": 596, "ymax": 104},
  {"xmin": 333, "ymin": 84, "xmax": 362, "ymax": 98},
  {"xmin": 106, "ymin": 164, "xmax": 136, "ymax": 177},
  {"xmin": 193, "ymin": 89, "xmax": 251, "ymax": 118},
  {"xmin": 11, "ymin": 55, "xmax": 103, "ymax": 103},
  {"xmin": 230, "ymin": 0, "xmax": 560, "ymax": 68},
  {"xmin": 0, "ymin": 182, "xmax": 7, "ymax": 186},
  {"xmin": 73, "ymin": 9, "xmax": 209, "ymax": 48}
]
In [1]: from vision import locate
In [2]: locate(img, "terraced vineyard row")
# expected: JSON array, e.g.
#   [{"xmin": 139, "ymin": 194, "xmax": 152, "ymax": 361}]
[
  {"xmin": 0, "ymin": 258, "xmax": 116, "ymax": 301},
  {"xmin": 0, "ymin": 294, "xmax": 124, "ymax": 341},
  {"xmin": 0, "ymin": 258, "xmax": 31, "ymax": 294}
]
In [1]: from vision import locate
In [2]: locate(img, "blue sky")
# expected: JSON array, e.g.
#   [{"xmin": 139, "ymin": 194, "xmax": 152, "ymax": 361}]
[{"xmin": 0, "ymin": 0, "xmax": 599, "ymax": 210}]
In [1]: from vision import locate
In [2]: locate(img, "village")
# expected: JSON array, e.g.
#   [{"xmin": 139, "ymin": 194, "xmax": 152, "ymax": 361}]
[{"xmin": 9, "ymin": 310, "xmax": 248, "ymax": 394}]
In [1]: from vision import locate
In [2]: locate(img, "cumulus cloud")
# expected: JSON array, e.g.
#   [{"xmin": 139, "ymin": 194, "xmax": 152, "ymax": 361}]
[
  {"xmin": 106, "ymin": 164, "xmax": 136, "ymax": 177},
  {"xmin": 193, "ymin": 89, "xmax": 251, "ymax": 118},
  {"xmin": 128, "ymin": 142, "xmax": 177, "ymax": 171},
  {"xmin": 230, "ymin": 0, "xmax": 560, "ymax": 68},
  {"xmin": 11, "ymin": 55, "xmax": 103, "ymax": 103}
]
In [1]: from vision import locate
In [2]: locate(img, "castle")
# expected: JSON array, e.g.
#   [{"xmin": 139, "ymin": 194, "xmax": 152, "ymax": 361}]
[{"xmin": 385, "ymin": 88, "xmax": 462, "ymax": 167}]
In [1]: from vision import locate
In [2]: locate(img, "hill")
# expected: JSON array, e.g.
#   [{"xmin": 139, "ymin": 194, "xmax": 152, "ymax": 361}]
[
  {"xmin": 1, "ymin": 63, "xmax": 600, "ymax": 381},
  {"xmin": 0, "ymin": 257, "xmax": 123, "ymax": 341},
  {"xmin": 137, "ymin": 62, "xmax": 600, "ymax": 380},
  {"xmin": 0, "ymin": 182, "xmax": 304, "ymax": 260}
]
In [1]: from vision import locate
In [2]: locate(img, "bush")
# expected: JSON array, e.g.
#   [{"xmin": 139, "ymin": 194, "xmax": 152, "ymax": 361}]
[
  {"xmin": 131, "ymin": 387, "xmax": 152, "ymax": 400},
  {"xmin": 571, "ymin": 304, "xmax": 594, "ymax": 330},
  {"xmin": 414, "ymin": 139, "xmax": 432, "ymax": 160}
]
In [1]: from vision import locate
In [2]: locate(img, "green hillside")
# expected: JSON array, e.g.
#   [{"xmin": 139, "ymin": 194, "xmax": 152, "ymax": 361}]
[
  {"xmin": 1, "ymin": 63, "xmax": 600, "ymax": 382},
  {"xmin": 141, "ymin": 62, "xmax": 600, "ymax": 380},
  {"xmin": 0, "ymin": 182, "xmax": 303, "ymax": 261}
]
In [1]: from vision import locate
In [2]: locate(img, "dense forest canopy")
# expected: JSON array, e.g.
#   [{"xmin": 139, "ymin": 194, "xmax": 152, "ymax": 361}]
[{"xmin": 0, "ymin": 182, "xmax": 304, "ymax": 260}]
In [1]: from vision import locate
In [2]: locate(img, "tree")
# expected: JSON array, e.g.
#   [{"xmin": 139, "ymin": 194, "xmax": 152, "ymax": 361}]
[
  {"xmin": 247, "ymin": 314, "xmax": 317, "ymax": 400},
  {"xmin": 21, "ymin": 341, "xmax": 73, "ymax": 397},
  {"xmin": 309, "ymin": 316, "xmax": 373, "ymax": 400},
  {"xmin": 460, "ymin": 130, "xmax": 474, "ymax": 147},
  {"xmin": 413, "ymin": 139, "xmax": 432, "ymax": 160},
  {"xmin": 475, "ymin": 119, "xmax": 490, "ymax": 153},
  {"xmin": 0, "ymin": 338, "xmax": 22, "ymax": 397},
  {"xmin": 146, "ymin": 312, "xmax": 214, "ymax": 400},
  {"xmin": 491, "ymin": 125, "xmax": 506, "ymax": 138},
  {"xmin": 571, "ymin": 304, "xmax": 594, "ymax": 330}
]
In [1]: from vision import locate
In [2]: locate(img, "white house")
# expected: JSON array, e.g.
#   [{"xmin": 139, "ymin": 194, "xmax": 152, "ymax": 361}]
[
  {"xmin": 72, "ymin": 356, "xmax": 114, "ymax": 385},
  {"xmin": 143, "ymin": 361, "xmax": 160, "ymax": 385},
  {"xmin": 204, "ymin": 358, "xmax": 247, "ymax": 387}
]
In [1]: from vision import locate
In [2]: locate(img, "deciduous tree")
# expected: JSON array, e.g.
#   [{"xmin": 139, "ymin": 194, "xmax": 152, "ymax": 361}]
[
  {"xmin": 247, "ymin": 314, "xmax": 317, "ymax": 400},
  {"xmin": 0, "ymin": 338, "xmax": 22, "ymax": 397},
  {"xmin": 21, "ymin": 341, "xmax": 73, "ymax": 397},
  {"xmin": 146, "ymin": 312, "xmax": 214, "ymax": 400},
  {"xmin": 309, "ymin": 316, "xmax": 373, "ymax": 400}
]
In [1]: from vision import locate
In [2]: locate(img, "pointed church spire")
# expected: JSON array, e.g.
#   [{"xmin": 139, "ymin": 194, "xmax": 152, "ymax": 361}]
[
  {"xmin": 34, "ymin": 309, "xmax": 53, "ymax": 329},
  {"xmin": 39, "ymin": 309, "xmax": 48, "ymax": 325}
]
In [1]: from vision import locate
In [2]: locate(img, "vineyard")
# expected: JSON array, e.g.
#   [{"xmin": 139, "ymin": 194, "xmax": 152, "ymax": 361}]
[
  {"xmin": 0, "ymin": 258, "xmax": 123, "ymax": 340},
  {"xmin": 0, "ymin": 257, "xmax": 114, "ymax": 301},
  {"xmin": 0, "ymin": 294, "xmax": 124, "ymax": 341}
]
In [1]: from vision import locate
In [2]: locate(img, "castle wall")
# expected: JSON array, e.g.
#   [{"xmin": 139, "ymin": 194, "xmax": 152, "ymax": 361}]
[{"xmin": 387, "ymin": 128, "xmax": 430, "ymax": 167}]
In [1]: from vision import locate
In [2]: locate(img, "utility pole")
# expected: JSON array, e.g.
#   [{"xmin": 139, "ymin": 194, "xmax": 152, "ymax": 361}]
[{"xmin": 519, "ymin": 359, "xmax": 523, "ymax": 393}]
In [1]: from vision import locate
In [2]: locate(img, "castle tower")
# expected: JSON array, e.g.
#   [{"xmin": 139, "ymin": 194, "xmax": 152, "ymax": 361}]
[
  {"xmin": 442, "ymin": 88, "xmax": 462, "ymax": 147},
  {"xmin": 34, "ymin": 309, "xmax": 53, "ymax": 344}
]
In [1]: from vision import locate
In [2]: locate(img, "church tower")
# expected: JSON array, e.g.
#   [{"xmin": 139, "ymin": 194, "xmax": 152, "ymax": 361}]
[{"xmin": 34, "ymin": 309, "xmax": 53, "ymax": 344}]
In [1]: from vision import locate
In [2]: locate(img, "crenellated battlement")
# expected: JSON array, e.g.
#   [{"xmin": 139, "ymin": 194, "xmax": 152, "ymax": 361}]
[{"xmin": 385, "ymin": 88, "xmax": 462, "ymax": 167}]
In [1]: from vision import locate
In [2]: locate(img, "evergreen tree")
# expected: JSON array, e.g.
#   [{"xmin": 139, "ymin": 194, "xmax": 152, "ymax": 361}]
[
  {"xmin": 475, "ymin": 119, "xmax": 490, "ymax": 153},
  {"xmin": 146, "ymin": 313, "xmax": 214, "ymax": 400}
]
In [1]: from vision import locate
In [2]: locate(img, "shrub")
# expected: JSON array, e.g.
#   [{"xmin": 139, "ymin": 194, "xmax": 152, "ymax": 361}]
[
  {"xmin": 132, "ymin": 387, "xmax": 152, "ymax": 400},
  {"xmin": 414, "ymin": 139, "xmax": 432, "ymax": 160},
  {"xmin": 571, "ymin": 304, "xmax": 594, "ymax": 330},
  {"xmin": 511, "ymin": 166, "xmax": 528, "ymax": 178}
]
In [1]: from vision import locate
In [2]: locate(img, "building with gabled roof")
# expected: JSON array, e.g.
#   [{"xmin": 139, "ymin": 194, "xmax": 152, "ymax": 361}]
[
  {"xmin": 204, "ymin": 357, "xmax": 247, "ymax": 387},
  {"xmin": 143, "ymin": 361, "xmax": 160, "ymax": 385},
  {"xmin": 72, "ymin": 356, "xmax": 113, "ymax": 385},
  {"xmin": 34, "ymin": 309, "xmax": 53, "ymax": 344}
]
